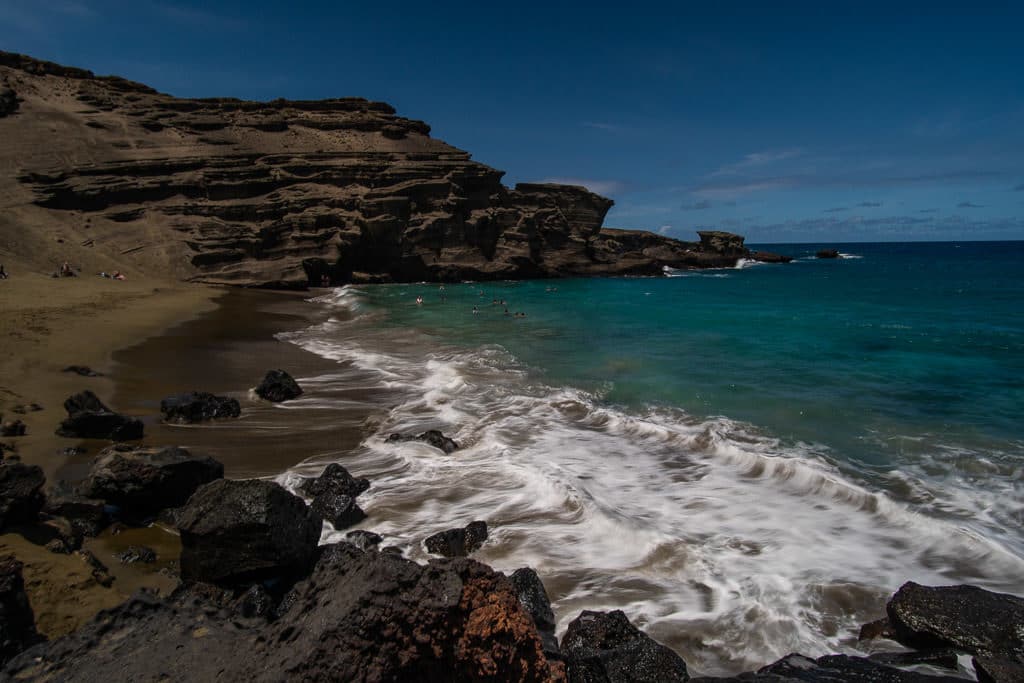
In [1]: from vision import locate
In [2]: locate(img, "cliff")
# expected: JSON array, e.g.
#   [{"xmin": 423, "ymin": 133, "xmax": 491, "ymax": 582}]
[{"xmin": 0, "ymin": 52, "xmax": 786, "ymax": 288}]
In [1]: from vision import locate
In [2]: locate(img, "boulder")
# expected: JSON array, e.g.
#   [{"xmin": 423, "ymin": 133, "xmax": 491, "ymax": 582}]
[
  {"xmin": 177, "ymin": 479, "xmax": 322, "ymax": 586},
  {"xmin": 511, "ymin": 567, "xmax": 560, "ymax": 661},
  {"xmin": 254, "ymin": 369, "xmax": 302, "ymax": 402},
  {"xmin": 79, "ymin": 444, "xmax": 224, "ymax": 520},
  {"xmin": 310, "ymin": 491, "xmax": 366, "ymax": 529},
  {"xmin": 56, "ymin": 390, "xmax": 143, "ymax": 441},
  {"xmin": 424, "ymin": 520, "xmax": 488, "ymax": 557},
  {"xmin": 41, "ymin": 482, "xmax": 107, "ymax": 537},
  {"xmin": 299, "ymin": 462, "xmax": 369, "ymax": 499},
  {"xmin": 816, "ymin": 249, "xmax": 840, "ymax": 259},
  {"xmin": 0, "ymin": 421, "xmax": 25, "ymax": 437},
  {"xmin": 886, "ymin": 582, "xmax": 1024, "ymax": 660},
  {"xmin": 0, "ymin": 462, "xmax": 45, "ymax": 529},
  {"xmin": 0, "ymin": 556, "xmax": 41, "ymax": 666},
  {"xmin": 750, "ymin": 250, "xmax": 793, "ymax": 264},
  {"xmin": 3, "ymin": 546, "xmax": 564, "ymax": 680},
  {"xmin": 159, "ymin": 391, "xmax": 241, "ymax": 424},
  {"xmin": 561, "ymin": 610, "xmax": 688, "ymax": 683},
  {"xmin": 387, "ymin": 429, "xmax": 460, "ymax": 454}
]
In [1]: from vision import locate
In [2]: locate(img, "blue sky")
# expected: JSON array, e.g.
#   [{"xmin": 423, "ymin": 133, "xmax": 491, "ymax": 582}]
[{"xmin": 3, "ymin": 1, "xmax": 1023, "ymax": 242}]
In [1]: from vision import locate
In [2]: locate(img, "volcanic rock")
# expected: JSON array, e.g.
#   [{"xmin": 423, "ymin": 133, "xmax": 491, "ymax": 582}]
[
  {"xmin": 424, "ymin": 520, "xmax": 488, "ymax": 557},
  {"xmin": 56, "ymin": 390, "xmax": 143, "ymax": 441},
  {"xmin": 511, "ymin": 567, "xmax": 560, "ymax": 661},
  {"xmin": 688, "ymin": 653, "xmax": 964, "ymax": 682},
  {"xmin": 310, "ymin": 491, "xmax": 366, "ymax": 530},
  {"xmin": 299, "ymin": 462, "xmax": 370, "ymax": 499},
  {"xmin": 0, "ymin": 420, "xmax": 25, "ymax": 437},
  {"xmin": 79, "ymin": 444, "xmax": 224, "ymax": 520},
  {"xmin": 817, "ymin": 249, "xmax": 840, "ymax": 259},
  {"xmin": 387, "ymin": 429, "xmax": 460, "ymax": 454},
  {"xmin": 255, "ymin": 369, "xmax": 303, "ymax": 402},
  {"xmin": 176, "ymin": 479, "xmax": 322, "ymax": 586},
  {"xmin": 886, "ymin": 582, "xmax": 1024, "ymax": 670},
  {"xmin": 41, "ymin": 481, "xmax": 107, "ymax": 537},
  {"xmin": 0, "ymin": 556, "xmax": 41, "ymax": 666},
  {"xmin": 0, "ymin": 462, "xmax": 45, "ymax": 529},
  {"xmin": 4, "ymin": 544, "xmax": 564, "ymax": 680},
  {"xmin": 561, "ymin": 610, "xmax": 688, "ymax": 682},
  {"xmin": 159, "ymin": 391, "xmax": 241, "ymax": 423},
  {"xmin": 345, "ymin": 529, "xmax": 383, "ymax": 550}
]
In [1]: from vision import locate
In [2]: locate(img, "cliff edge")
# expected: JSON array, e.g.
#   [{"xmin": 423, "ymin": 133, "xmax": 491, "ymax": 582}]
[{"xmin": 0, "ymin": 52, "xmax": 786, "ymax": 288}]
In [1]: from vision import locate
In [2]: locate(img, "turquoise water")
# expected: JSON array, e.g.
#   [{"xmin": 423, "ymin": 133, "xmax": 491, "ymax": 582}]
[
  {"xmin": 365, "ymin": 242, "xmax": 1024, "ymax": 472},
  {"xmin": 285, "ymin": 241, "xmax": 1024, "ymax": 673}
]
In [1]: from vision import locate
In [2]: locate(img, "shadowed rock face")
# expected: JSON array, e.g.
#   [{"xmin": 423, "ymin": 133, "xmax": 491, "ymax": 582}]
[{"xmin": 0, "ymin": 51, "xmax": 782, "ymax": 288}]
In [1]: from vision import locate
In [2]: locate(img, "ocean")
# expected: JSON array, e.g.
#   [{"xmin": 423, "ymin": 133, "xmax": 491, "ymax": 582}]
[{"xmin": 277, "ymin": 241, "xmax": 1024, "ymax": 675}]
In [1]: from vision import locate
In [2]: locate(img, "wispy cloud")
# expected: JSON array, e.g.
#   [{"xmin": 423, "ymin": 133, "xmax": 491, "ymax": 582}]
[
  {"xmin": 709, "ymin": 148, "xmax": 803, "ymax": 177},
  {"xmin": 957, "ymin": 201, "xmax": 984, "ymax": 208},
  {"xmin": 858, "ymin": 201, "xmax": 883, "ymax": 207},
  {"xmin": 824, "ymin": 207, "xmax": 848, "ymax": 213},
  {"xmin": 681, "ymin": 200, "xmax": 713, "ymax": 211},
  {"xmin": 539, "ymin": 177, "xmax": 626, "ymax": 196}
]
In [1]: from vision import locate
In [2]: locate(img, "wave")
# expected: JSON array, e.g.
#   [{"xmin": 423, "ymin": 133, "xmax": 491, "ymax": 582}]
[{"xmin": 277, "ymin": 289, "xmax": 1024, "ymax": 675}]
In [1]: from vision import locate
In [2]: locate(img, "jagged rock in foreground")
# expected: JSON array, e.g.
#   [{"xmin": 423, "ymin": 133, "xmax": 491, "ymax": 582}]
[
  {"xmin": 0, "ymin": 51, "xmax": 788, "ymax": 288},
  {"xmin": 5, "ymin": 543, "xmax": 566, "ymax": 682},
  {"xmin": 0, "ymin": 556, "xmax": 42, "ymax": 666},
  {"xmin": 78, "ymin": 444, "xmax": 224, "ymax": 521},
  {"xmin": 885, "ymin": 582, "xmax": 1024, "ymax": 683},
  {"xmin": 561, "ymin": 609, "xmax": 689, "ymax": 683},
  {"xmin": 510, "ymin": 567, "xmax": 561, "ymax": 662}
]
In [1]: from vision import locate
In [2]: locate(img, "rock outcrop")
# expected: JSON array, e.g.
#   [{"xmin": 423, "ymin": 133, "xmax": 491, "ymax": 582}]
[
  {"xmin": 0, "ymin": 51, "xmax": 787, "ymax": 288},
  {"xmin": 424, "ymin": 520, "xmax": 489, "ymax": 558},
  {"xmin": 255, "ymin": 369, "xmax": 303, "ymax": 402},
  {"xmin": 6, "ymin": 543, "xmax": 566, "ymax": 681},
  {"xmin": 561, "ymin": 610, "xmax": 689, "ymax": 683}
]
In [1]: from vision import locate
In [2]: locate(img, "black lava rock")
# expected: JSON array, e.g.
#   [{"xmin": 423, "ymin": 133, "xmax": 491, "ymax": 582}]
[
  {"xmin": 255, "ymin": 369, "xmax": 303, "ymax": 402},
  {"xmin": 561, "ymin": 609, "xmax": 689, "ymax": 683},
  {"xmin": 0, "ymin": 462, "xmax": 45, "ymax": 530},
  {"xmin": 386, "ymin": 429, "xmax": 459, "ymax": 454},
  {"xmin": 310, "ymin": 491, "xmax": 366, "ymax": 530},
  {"xmin": 159, "ymin": 391, "xmax": 241, "ymax": 424},
  {"xmin": 424, "ymin": 520, "xmax": 488, "ymax": 557},
  {"xmin": 56, "ymin": 390, "xmax": 143, "ymax": 441},
  {"xmin": 300, "ymin": 463, "xmax": 369, "ymax": 499}
]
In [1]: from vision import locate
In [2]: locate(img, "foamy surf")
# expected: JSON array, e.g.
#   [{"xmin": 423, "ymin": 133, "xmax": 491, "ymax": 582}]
[{"xmin": 276, "ymin": 285, "xmax": 1024, "ymax": 675}]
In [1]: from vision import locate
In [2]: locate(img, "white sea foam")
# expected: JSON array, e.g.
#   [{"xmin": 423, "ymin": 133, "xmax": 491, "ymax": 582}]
[{"xmin": 280, "ymin": 302, "xmax": 1024, "ymax": 675}]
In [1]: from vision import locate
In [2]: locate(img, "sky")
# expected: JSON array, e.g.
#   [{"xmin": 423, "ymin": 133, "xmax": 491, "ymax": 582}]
[{"xmin": 3, "ymin": 1, "xmax": 1023, "ymax": 242}]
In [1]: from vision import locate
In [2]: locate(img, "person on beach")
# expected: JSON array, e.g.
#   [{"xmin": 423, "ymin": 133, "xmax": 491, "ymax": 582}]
[
  {"xmin": 60, "ymin": 260, "xmax": 74, "ymax": 277},
  {"xmin": 112, "ymin": 270, "xmax": 126, "ymax": 280}
]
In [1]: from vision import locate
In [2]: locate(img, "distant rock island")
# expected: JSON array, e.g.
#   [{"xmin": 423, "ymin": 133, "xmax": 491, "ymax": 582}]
[{"xmin": 0, "ymin": 52, "xmax": 788, "ymax": 288}]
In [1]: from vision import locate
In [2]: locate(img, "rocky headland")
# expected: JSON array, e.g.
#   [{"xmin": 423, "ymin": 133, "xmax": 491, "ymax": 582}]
[{"xmin": 0, "ymin": 51, "xmax": 788, "ymax": 289}]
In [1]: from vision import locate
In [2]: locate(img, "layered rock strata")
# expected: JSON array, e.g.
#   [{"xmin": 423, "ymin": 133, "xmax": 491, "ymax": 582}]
[{"xmin": 1, "ymin": 52, "xmax": 785, "ymax": 288}]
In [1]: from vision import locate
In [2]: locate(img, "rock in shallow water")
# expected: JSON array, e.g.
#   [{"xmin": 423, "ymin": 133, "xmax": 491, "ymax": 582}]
[
  {"xmin": 300, "ymin": 462, "xmax": 369, "ymax": 499},
  {"xmin": 79, "ymin": 444, "xmax": 223, "ymax": 521},
  {"xmin": 159, "ymin": 391, "xmax": 241, "ymax": 423},
  {"xmin": 387, "ymin": 429, "xmax": 460, "ymax": 453},
  {"xmin": 310, "ymin": 490, "xmax": 365, "ymax": 529},
  {"xmin": 424, "ymin": 520, "xmax": 488, "ymax": 557},
  {"xmin": 561, "ymin": 609, "xmax": 688, "ymax": 683},
  {"xmin": 255, "ymin": 369, "xmax": 303, "ymax": 402},
  {"xmin": 177, "ymin": 479, "xmax": 322, "ymax": 586}
]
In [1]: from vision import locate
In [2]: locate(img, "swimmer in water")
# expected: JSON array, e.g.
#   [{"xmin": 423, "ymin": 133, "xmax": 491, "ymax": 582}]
[{"xmin": 416, "ymin": 296, "xmax": 423, "ymax": 305}]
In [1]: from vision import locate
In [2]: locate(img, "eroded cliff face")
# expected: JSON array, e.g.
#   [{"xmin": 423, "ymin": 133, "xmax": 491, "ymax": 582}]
[{"xmin": 0, "ymin": 52, "xmax": 779, "ymax": 288}]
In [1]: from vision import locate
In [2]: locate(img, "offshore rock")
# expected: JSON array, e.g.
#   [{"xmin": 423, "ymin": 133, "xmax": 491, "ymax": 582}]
[
  {"xmin": 0, "ymin": 556, "xmax": 42, "ymax": 666},
  {"xmin": 817, "ymin": 249, "xmax": 840, "ymax": 259},
  {"xmin": 2, "ymin": 50, "xmax": 784, "ymax": 288},
  {"xmin": 159, "ymin": 391, "xmax": 241, "ymax": 423},
  {"xmin": 55, "ymin": 390, "xmax": 143, "ymax": 441},
  {"xmin": 388, "ymin": 429, "xmax": 460, "ymax": 454},
  {"xmin": 425, "ymin": 520, "xmax": 489, "ymax": 557},
  {"xmin": 561, "ymin": 609, "xmax": 689, "ymax": 683},
  {"xmin": 5, "ymin": 544, "xmax": 565, "ymax": 681},
  {"xmin": 255, "ymin": 369, "xmax": 303, "ymax": 402},
  {"xmin": 0, "ymin": 462, "xmax": 45, "ymax": 529},
  {"xmin": 177, "ymin": 479, "xmax": 322, "ymax": 586},
  {"xmin": 79, "ymin": 444, "xmax": 224, "ymax": 520}
]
